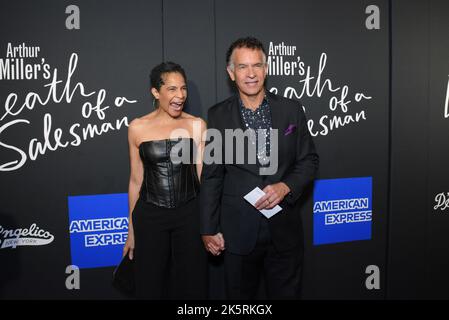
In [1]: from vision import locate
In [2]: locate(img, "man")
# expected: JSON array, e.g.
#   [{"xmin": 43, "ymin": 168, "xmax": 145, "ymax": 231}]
[{"xmin": 200, "ymin": 37, "xmax": 319, "ymax": 299}]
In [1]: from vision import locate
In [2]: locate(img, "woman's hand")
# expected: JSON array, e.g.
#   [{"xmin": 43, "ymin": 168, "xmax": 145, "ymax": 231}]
[
  {"xmin": 202, "ymin": 233, "xmax": 225, "ymax": 256},
  {"xmin": 123, "ymin": 231, "xmax": 135, "ymax": 260}
]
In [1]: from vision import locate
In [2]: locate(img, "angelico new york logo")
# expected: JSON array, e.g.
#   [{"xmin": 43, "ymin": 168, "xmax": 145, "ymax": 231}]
[
  {"xmin": 68, "ymin": 193, "xmax": 128, "ymax": 268},
  {"xmin": 313, "ymin": 177, "xmax": 373, "ymax": 245},
  {"xmin": 0, "ymin": 223, "xmax": 54, "ymax": 249}
]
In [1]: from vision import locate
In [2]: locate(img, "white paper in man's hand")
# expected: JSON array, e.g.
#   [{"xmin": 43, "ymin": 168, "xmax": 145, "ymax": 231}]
[{"xmin": 244, "ymin": 187, "xmax": 283, "ymax": 218}]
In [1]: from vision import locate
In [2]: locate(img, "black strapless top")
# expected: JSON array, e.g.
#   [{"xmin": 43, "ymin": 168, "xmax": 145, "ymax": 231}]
[{"xmin": 139, "ymin": 138, "xmax": 200, "ymax": 208}]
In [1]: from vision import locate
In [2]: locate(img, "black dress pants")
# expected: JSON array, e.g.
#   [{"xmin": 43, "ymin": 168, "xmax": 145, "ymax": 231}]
[
  {"xmin": 132, "ymin": 197, "xmax": 208, "ymax": 299},
  {"xmin": 224, "ymin": 217, "xmax": 303, "ymax": 300}
]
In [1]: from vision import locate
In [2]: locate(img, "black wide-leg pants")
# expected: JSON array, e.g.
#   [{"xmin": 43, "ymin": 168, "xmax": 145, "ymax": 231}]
[{"xmin": 132, "ymin": 197, "xmax": 208, "ymax": 299}]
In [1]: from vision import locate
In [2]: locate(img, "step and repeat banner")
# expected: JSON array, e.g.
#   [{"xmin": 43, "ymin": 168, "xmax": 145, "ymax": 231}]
[
  {"xmin": 0, "ymin": 0, "xmax": 162, "ymax": 299},
  {"xmin": 389, "ymin": 0, "xmax": 449, "ymax": 299},
  {"xmin": 0, "ymin": 0, "xmax": 447, "ymax": 299},
  {"xmin": 212, "ymin": 0, "xmax": 389, "ymax": 299}
]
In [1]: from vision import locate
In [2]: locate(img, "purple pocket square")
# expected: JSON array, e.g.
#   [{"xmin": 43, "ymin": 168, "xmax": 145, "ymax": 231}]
[{"xmin": 284, "ymin": 124, "xmax": 297, "ymax": 136}]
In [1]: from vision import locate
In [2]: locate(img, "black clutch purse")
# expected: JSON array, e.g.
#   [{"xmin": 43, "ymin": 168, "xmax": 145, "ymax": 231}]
[{"xmin": 112, "ymin": 255, "xmax": 135, "ymax": 296}]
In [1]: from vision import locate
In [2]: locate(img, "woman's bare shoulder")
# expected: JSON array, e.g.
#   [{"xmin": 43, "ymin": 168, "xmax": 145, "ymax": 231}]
[
  {"xmin": 129, "ymin": 112, "xmax": 157, "ymax": 128},
  {"xmin": 182, "ymin": 112, "xmax": 205, "ymax": 125}
]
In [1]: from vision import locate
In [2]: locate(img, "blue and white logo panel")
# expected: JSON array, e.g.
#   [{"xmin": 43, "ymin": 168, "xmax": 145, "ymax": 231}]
[
  {"xmin": 68, "ymin": 193, "xmax": 128, "ymax": 269},
  {"xmin": 313, "ymin": 177, "xmax": 373, "ymax": 245}
]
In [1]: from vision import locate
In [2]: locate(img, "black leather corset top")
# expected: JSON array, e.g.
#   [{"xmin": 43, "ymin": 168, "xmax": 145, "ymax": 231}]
[{"xmin": 139, "ymin": 138, "xmax": 200, "ymax": 208}]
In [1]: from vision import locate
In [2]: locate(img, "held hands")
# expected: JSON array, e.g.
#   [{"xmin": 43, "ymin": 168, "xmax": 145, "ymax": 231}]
[
  {"xmin": 255, "ymin": 182, "xmax": 290, "ymax": 210},
  {"xmin": 201, "ymin": 183, "xmax": 290, "ymax": 255},
  {"xmin": 202, "ymin": 233, "xmax": 225, "ymax": 256},
  {"xmin": 123, "ymin": 232, "xmax": 135, "ymax": 260}
]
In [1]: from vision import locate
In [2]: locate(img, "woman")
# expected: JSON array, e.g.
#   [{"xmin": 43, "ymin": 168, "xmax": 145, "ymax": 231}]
[{"xmin": 123, "ymin": 62, "xmax": 208, "ymax": 299}]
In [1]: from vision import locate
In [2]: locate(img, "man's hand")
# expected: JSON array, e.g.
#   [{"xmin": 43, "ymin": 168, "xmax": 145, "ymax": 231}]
[
  {"xmin": 255, "ymin": 182, "xmax": 290, "ymax": 210},
  {"xmin": 202, "ymin": 233, "xmax": 225, "ymax": 256}
]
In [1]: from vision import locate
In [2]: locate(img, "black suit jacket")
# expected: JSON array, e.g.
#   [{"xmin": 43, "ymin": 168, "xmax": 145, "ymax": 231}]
[{"xmin": 200, "ymin": 91, "xmax": 319, "ymax": 255}]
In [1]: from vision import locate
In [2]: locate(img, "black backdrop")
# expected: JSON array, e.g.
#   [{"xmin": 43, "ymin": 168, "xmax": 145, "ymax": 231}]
[{"xmin": 0, "ymin": 0, "xmax": 447, "ymax": 300}]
